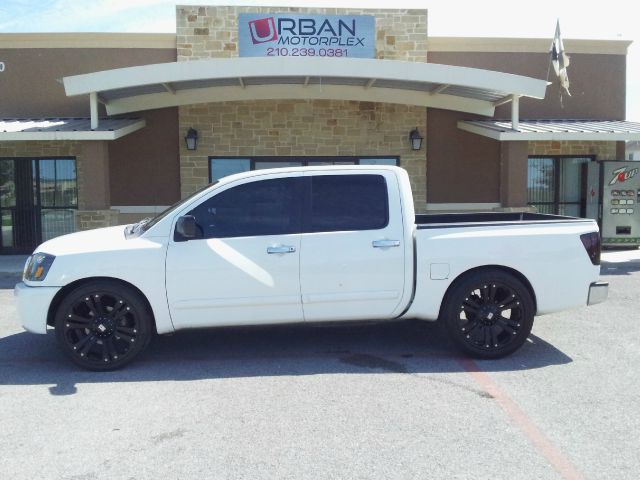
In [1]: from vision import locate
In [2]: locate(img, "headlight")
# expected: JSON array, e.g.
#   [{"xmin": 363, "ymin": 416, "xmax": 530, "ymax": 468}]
[{"xmin": 23, "ymin": 253, "xmax": 56, "ymax": 282}]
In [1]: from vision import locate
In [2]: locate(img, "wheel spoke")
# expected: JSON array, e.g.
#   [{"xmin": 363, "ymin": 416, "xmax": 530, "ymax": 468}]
[
  {"xmin": 498, "ymin": 298, "xmax": 520, "ymax": 312},
  {"xmin": 464, "ymin": 295, "xmax": 481, "ymax": 308},
  {"xmin": 483, "ymin": 325, "xmax": 491, "ymax": 347},
  {"xmin": 115, "ymin": 329, "xmax": 135, "ymax": 343},
  {"xmin": 106, "ymin": 337, "xmax": 119, "ymax": 360},
  {"xmin": 488, "ymin": 284, "xmax": 497, "ymax": 301},
  {"xmin": 109, "ymin": 301, "xmax": 127, "ymax": 319},
  {"xmin": 489, "ymin": 325, "xmax": 499, "ymax": 346},
  {"xmin": 497, "ymin": 317, "xmax": 517, "ymax": 335},
  {"xmin": 462, "ymin": 302, "xmax": 480, "ymax": 315},
  {"xmin": 66, "ymin": 314, "xmax": 91, "ymax": 328},
  {"xmin": 101, "ymin": 341, "xmax": 109, "ymax": 362},
  {"xmin": 79, "ymin": 336, "xmax": 97, "ymax": 356},
  {"xmin": 92, "ymin": 295, "xmax": 106, "ymax": 315},
  {"xmin": 71, "ymin": 333, "xmax": 92, "ymax": 350},
  {"xmin": 461, "ymin": 319, "xmax": 480, "ymax": 334},
  {"xmin": 83, "ymin": 298, "xmax": 99, "ymax": 317},
  {"xmin": 116, "ymin": 326, "xmax": 136, "ymax": 335},
  {"xmin": 481, "ymin": 284, "xmax": 490, "ymax": 301}
]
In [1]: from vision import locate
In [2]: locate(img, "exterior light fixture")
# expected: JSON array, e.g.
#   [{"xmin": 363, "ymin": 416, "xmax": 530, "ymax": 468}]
[
  {"xmin": 409, "ymin": 128, "xmax": 424, "ymax": 151},
  {"xmin": 185, "ymin": 128, "xmax": 198, "ymax": 151}
]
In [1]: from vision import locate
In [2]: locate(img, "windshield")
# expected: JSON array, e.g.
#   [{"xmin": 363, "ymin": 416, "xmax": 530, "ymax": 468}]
[{"xmin": 139, "ymin": 182, "xmax": 218, "ymax": 233}]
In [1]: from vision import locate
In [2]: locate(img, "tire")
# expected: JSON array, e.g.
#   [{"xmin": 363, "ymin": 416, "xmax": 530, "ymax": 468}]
[
  {"xmin": 440, "ymin": 269, "xmax": 534, "ymax": 359},
  {"xmin": 54, "ymin": 280, "xmax": 153, "ymax": 371}
]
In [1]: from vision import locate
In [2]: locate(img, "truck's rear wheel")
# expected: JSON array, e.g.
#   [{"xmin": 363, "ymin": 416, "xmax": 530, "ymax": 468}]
[
  {"xmin": 441, "ymin": 269, "xmax": 534, "ymax": 359},
  {"xmin": 54, "ymin": 280, "xmax": 153, "ymax": 371}
]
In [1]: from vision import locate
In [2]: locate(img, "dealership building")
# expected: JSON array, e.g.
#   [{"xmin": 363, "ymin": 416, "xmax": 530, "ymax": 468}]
[{"xmin": 0, "ymin": 4, "xmax": 638, "ymax": 254}]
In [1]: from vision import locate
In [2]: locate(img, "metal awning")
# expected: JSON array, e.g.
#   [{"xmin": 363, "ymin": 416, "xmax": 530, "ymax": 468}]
[
  {"xmin": 458, "ymin": 119, "xmax": 640, "ymax": 141},
  {"xmin": 62, "ymin": 57, "xmax": 548, "ymax": 127},
  {"xmin": 0, "ymin": 118, "xmax": 145, "ymax": 141}
]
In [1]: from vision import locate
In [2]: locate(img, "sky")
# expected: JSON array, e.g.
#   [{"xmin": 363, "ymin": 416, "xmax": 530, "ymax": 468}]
[{"xmin": 1, "ymin": 0, "xmax": 638, "ymax": 120}]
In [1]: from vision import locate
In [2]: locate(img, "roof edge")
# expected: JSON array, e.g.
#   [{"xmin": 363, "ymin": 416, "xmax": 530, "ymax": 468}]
[
  {"xmin": 429, "ymin": 37, "xmax": 632, "ymax": 55},
  {"xmin": 0, "ymin": 118, "xmax": 146, "ymax": 141},
  {"xmin": 458, "ymin": 120, "xmax": 640, "ymax": 142},
  {"xmin": 0, "ymin": 33, "xmax": 176, "ymax": 49}
]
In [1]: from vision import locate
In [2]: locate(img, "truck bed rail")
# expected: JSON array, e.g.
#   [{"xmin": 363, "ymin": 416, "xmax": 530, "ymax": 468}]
[{"xmin": 415, "ymin": 212, "xmax": 594, "ymax": 229}]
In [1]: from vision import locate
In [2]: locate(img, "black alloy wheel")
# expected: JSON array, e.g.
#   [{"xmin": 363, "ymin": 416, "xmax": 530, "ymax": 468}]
[
  {"xmin": 441, "ymin": 269, "xmax": 534, "ymax": 359},
  {"xmin": 54, "ymin": 281, "xmax": 153, "ymax": 371}
]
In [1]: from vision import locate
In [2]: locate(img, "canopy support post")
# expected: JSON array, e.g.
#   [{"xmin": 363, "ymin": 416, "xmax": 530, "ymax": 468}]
[
  {"xmin": 90, "ymin": 92, "xmax": 99, "ymax": 130},
  {"xmin": 511, "ymin": 94, "xmax": 519, "ymax": 131}
]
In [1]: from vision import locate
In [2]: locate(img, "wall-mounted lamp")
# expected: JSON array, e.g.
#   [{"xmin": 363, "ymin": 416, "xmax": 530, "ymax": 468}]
[
  {"xmin": 409, "ymin": 127, "xmax": 424, "ymax": 151},
  {"xmin": 185, "ymin": 128, "xmax": 198, "ymax": 151}
]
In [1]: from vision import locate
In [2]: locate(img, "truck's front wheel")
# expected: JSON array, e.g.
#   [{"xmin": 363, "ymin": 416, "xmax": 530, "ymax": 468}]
[
  {"xmin": 441, "ymin": 269, "xmax": 534, "ymax": 359},
  {"xmin": 54, "ymin": 280, "xmax": 153, "ymax": 371}
]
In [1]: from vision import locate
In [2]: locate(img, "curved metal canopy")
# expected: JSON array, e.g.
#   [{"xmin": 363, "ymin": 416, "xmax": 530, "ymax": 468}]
[{"xmin": 63, "ymin": 57, "xmax": 548, "ymax": 117}]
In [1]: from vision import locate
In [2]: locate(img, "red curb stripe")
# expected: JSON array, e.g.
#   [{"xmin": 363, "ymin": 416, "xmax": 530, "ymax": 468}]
[{"xmin": 460, "ymin": 358, "xmax": 585, "ymax": 480}]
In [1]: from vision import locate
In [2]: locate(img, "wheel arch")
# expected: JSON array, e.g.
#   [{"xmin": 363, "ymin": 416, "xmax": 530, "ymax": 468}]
[
  {"xmin": 438, "ymin": 265, "xmax": 538, "ymax": 320},
  {"xmin": 47, "ymin": 276, "xmax": 157, "ymax": 332}
]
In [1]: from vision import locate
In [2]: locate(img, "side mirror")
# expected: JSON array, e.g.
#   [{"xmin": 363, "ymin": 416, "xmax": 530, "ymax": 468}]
[{"xmin": 175, "ymin": 215, "xmax": 197, "ymax": 241}]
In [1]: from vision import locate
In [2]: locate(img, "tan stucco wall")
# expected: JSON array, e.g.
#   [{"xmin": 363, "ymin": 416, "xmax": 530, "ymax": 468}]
[
  {"xmin": 179, "ymin": 99, "xmax": 427, "ymax": 210},
  {"xmin": 528, "ymin": 141, "xmax": 617, "ymax": 159},
  {"xmin": 176, "ymin": 6, "xmax": 427, "ymax": 62},
  {"xmin": 0, "ymin": 141, "xmax": 120, "ymax": 231}
]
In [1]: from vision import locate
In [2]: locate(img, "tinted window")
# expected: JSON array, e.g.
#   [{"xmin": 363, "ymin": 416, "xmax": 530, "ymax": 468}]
[
  {"xmin": 310, "ymin": 175, "xmax": 388, "ymax": 232},
  {"xmin": 189, "ymin": 177, "xmax": 301, "ymax": 238}
]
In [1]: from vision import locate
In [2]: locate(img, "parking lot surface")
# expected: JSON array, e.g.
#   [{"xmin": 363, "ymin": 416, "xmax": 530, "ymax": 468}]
[{"xmin": 1, "ymin": 250, "xmax": 639, "ymax": 479}]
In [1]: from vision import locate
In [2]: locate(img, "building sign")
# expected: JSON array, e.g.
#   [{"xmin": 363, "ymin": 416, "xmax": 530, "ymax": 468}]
[{"xmin": 238, "ymin": 13, "xmax": 375, "ymax": 58}]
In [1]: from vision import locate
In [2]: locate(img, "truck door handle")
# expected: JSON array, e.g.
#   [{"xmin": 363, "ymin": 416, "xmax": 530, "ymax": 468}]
[
  {"xmin": 372, "ymin": 239, "xmax": 400, "ymax": 248},
  {"xmin": 267, "ymin": 245, "xmax": 296, "ymax": 254}
]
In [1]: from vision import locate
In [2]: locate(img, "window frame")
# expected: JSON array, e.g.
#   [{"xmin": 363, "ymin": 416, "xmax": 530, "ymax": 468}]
[
  {"xmin": 527, "ymin": 154, "xmax": 595, "ymax": 217},
  {"xmin": 185, "ymin": 176, "xmax": 304, "ymax": 239},
  {"xmin": 0, "ymin": 156, "xmax": 78, "ymax": 253},
  {"xmin": 208, "ymin": 156, "xmax": 400, "ymax": 183},
  {"xmin": 302, "ymin": 174, "xmax": 390, "ymax": 233}
]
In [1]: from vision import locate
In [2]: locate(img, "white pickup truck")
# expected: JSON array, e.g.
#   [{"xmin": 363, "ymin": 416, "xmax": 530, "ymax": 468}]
[{"xmin": 15, "ymin": 166, "xmax": 608, "ymax": 370}]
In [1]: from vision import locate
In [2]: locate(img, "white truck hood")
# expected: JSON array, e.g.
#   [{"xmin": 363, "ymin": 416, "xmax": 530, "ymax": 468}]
[{"xmin": 36, "ymin": 225, "xmax": 131, "ymax": 256}]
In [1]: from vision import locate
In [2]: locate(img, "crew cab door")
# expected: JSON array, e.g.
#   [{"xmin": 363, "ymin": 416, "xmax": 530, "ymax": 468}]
[
  {"xmin": 165, "ymin": 174, "xmax": 304, "ymax": 328},
  {"xmin": 300, "ymin": 171, "xmax": 406, "ymax": 321}
]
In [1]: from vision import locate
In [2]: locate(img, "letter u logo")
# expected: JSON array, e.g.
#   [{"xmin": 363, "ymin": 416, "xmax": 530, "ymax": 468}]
[{"xmin": 248, "ymin": 17, "xmax": 278, "ymax": 44}]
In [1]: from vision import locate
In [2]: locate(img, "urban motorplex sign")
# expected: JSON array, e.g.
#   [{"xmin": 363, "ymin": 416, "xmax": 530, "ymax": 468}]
[{"xmin": 238, "ymin": 14, "xmax": 375, "ymax": 58}]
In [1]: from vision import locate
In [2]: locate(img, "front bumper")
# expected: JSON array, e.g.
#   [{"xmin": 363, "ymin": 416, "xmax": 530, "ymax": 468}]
[
  {"xmin": 14, "ymin": 282, "xmax": 61, "ymax": 334},
  {"xmin": 587, "ymin": 281, "xmax": 609, "ymax": 306}
]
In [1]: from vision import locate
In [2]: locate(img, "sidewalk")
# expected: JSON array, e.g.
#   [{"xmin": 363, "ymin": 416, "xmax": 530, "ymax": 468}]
[{"xmin": 0, "ymin": 255, "xmax": 28, "ymax": 274}]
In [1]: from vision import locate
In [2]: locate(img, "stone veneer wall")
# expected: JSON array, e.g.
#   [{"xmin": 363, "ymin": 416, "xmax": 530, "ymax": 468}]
[
  {"xmin": 528, "ymin": 140, "xmax": 617, "ymax": 159},
  {"xmin": 0, "ymin": 141, "xmax": 118, "ymax": 232},
  {"xmin": 176, "ymin": 6, "xmax": 429, "ymax": 211},
  {"xmin": 179, "ymin": 99, "xmax": 427, "ymax": 209},
  {"xmin": 176, "ymin": 6, "xmax": 428, "ymax": 61}
]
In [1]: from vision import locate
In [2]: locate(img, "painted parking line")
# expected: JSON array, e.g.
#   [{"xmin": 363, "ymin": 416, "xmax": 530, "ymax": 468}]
[{"xmin": 460, "ymin": 358, "xmax": 585, "ymax": 480}]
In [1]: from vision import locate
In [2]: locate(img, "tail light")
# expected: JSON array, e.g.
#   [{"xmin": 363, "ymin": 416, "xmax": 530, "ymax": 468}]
[{"xmin": 580, "ymin": 232, "xmax": 601, "ymax": 265}]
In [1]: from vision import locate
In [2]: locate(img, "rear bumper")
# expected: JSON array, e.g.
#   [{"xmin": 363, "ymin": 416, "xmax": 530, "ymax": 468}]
[
  {"xmin": 587, "ymin": 281, "xmax": 609, "ymax": 306},
  {"xmin": 14, "ymin": 282, "xmax": 61, "ymax": 334}
]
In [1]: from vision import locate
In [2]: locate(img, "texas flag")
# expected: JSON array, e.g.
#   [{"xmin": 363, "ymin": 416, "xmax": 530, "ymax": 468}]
[{"xmin": 550, "ymin": 20, "xmax": 571, "ymax": 96}]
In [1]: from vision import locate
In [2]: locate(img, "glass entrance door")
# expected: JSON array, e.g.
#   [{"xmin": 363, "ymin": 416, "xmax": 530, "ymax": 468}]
[
  {"xmin": 527, "ymin": 156, "xmax": 592, "ymax": 216},
  {"xmin": 0, "ymin": 158, "xmax": 77, "ymax": 254}
]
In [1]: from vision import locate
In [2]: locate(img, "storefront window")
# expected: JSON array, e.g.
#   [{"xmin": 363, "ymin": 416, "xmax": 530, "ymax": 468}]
[
  {"xmin": 0, "ymin": 157, "xmax": 77, "ymax": 253},
  {"xmin": 209, "ymin": 157, "xmax": 399, "ymax": 182},
  {"xmin": 210, "ymin": 158, "xmax": 251, "ymax": 182}
]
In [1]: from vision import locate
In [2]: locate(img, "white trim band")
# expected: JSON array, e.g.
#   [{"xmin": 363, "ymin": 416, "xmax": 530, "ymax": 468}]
[{"xmin": 111, "ymin": 206, "xmax": 170, "ymax": 214}]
